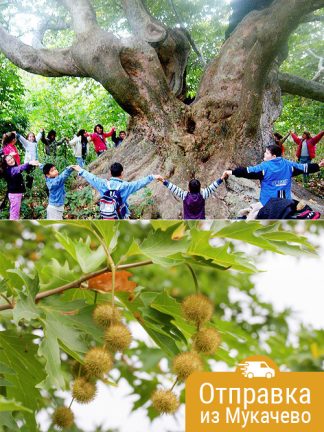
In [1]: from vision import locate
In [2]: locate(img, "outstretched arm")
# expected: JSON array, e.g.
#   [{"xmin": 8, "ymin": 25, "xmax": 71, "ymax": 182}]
[
  {"xmin": 291, "ymin": 132, "xmax": 301, "ymax": 145},
  {"xmin": 280, "ymin": 132, "xmax": 290, "ymax": 145},
  {"xmin": 124, "ymin": 175, "xmax": 155, "ymax": 196},
  {"xmin": 201, "ymin": 179, "xmax": 223, "ymax": 200},
  {"xmin": 49, "ymin": 167, "xmax": 74, "ymax": 188},
  {"xmin": 16, "ymin": 134, "xmax": 29, "ymax": 150},
  {"xmin": 291, "ymin": 162, "xmax": 322, "ymax": 177},
  {"xmin": 227, "ymin": 167, "xmax": 264, "ymax": 180},
  {"xmin": 73, "ymin": 167, "xmax": 108, "ymax": 196},
  {"xmin": 162, "ymin": 180, "xmax": 187, "ymax": 201},
  {"xmin": 309, "ymin": 131, "xmax": 324, "ymax": 146},
  {"xmin": 9, "ymin": 163, "xmax": 30, "ymax": 176}
]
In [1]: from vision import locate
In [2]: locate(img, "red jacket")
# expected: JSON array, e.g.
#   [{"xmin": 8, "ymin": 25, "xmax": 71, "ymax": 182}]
[
  {"xmin": 86, "ymin": 129, "xmax": 115, "ymax": 152},
  {"xmin": 291, "ymin": 131, "xmax": 324, "ymax": 159},
  {"xmin": 3, "ymin": 144, "xmax": 21, "ymax": 165}
]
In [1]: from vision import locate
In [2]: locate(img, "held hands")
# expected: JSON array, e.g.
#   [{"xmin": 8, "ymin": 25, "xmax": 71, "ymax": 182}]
[
  {"xmin": 221, "ymin": 170, "xmax": 232, "ymax": 180},
  {"xmin": 154, "ymin": 175, "xmax": 164, "ymax": 182},
  {"xmin": 70, "ymin": 165, "xmax": 82, "ymax": 172}
]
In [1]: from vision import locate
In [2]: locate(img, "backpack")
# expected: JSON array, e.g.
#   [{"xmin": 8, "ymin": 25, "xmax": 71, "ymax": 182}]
[
  {"xmin": 290, "ymin": 204, "xmax": 321, "ymax": 220},
  {"xmin": 99, "ymin": 181, "xmax": 126, "ymax": 219}
]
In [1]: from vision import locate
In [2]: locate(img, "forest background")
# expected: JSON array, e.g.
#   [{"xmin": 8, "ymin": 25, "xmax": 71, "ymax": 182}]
[{"xmin": 0, "ymin": 0, "xmax": 323, "ymax": 219}]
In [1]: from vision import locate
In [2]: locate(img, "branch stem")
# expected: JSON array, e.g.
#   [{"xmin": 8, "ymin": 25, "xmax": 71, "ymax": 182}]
[
  {"xmin": 0, "ymin": 260, "xmax": 153, "ymax": 312},
  {"xmin": 185, "ymin": 264, "xmax": 199, "ymax": 294},
  {"xmin": 170, "ymin": 378, "xmax": 178, "ymax": 391}
]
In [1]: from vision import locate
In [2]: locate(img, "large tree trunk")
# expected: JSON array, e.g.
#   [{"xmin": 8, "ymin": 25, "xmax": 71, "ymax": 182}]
[{"xmin": 1, "ymin": 0, "xmax": 324, "ymax": 218}]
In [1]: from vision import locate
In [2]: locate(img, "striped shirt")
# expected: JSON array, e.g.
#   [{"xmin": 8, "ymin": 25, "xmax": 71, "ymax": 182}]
[{"xmin": 163, "ymin": 179, "xmax": 223, "ymax": 200}]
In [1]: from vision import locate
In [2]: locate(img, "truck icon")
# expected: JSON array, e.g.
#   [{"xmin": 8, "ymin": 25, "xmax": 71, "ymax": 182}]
[{"xmin": 238, "ymin": 361, "xmax": 275, "ymax": 379}]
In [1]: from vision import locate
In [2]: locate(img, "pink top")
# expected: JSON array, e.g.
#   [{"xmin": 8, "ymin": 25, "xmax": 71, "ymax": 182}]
[
  {"xmin": 86, "ymin": 128, "xmax": 115, "ymax": 152},
  {"xmin": 3, "ymin": 144, "xmax": 21, "ymax": 165}
]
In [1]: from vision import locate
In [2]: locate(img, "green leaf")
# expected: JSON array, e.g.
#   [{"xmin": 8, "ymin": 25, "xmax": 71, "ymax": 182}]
[
  {"xmin": 212, "ymin": 222, "xmax": 316, "ymax": 255},
  {"xmin": 127, "ymin": 226, "xmax": 189, "ymax": 266},
  {"xmin": 38, "ymin": 323, "xmax": 64, "ymax": 390},
  {"xmin": 117, "ymin": 292, "xmax": 181, "ymax": 358},
  {"xmin": 150, "ymin": 291, "xmax": 196, "ymax": 340},
  {"xmin": 90, "ymin": 220, "xmax": 119, "ymax": 252},
  {"xmin": 12, "ymin": 293, "xmax": 40, "ymax": 325},
  {"xmin": 8, "ymin": 270, "xmax": 40, "ymax": 299},
  {"xmin": 0, "ymin": 412, "xmax": 20, "ymax": 431},
  {"xmin": 75, "ymin": 242, "xmax": 106, "ymax": 274},
  {"xmin": 0, "ymin": 395, "xmax": 32, "ymax": 413},
  {"xmin": 188, "ymin": 229, "xmax": 257, "ymax": 273},
  {"xmin": 38, "ymin": 259, "xmax": 81, "ymax": 290},
  {"xmin": 38, "ymin": 310, "xmax": 88, "ymax": 389},
  {"xmin": 10, "ymin": 272, "xmax": 40, "ymax": 324},
  {"xmin": 55, "ymin": 232, "xmax": 106, "ymax": 273},
  {"xmin": 0, "ymin": 331, "xmax": 46, "ymax": 430}
]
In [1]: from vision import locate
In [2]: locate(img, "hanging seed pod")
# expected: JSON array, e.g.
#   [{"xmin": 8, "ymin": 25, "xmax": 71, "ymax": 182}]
[
  {"xmin": 182, "ymin": 294, "xmax": 213, "ymax": 326},
  {"xmin": 84, "ymin": 347, "xmax": 113, "ymax": 378},
  {"xmin": 71, "ymin": 361, "xmax": 87, "ymax": 378},
  {"xmin": 151, "ymin": 389, "xmax": 180, "ymax": 414},
  {"xmin": 172, "ymin": 352, "xmax": 203, "ymax": 381},
  {"xmin": 104, "ymin": 323, "xmax": 132, "ymax": 352},
  {"xmin": 93, "ymin": 303, "xmax": 121, "ymax": 328},
  {"xmin": 193, "ymin": 328, "xmax": 221, "ymax": 355},
  {"xmin": 72, "ymin": 377, "xmax": 97, "ymax": 404},
  {"xmin": 52, "ymin": 406, "xmax": 74, "ymax": 429}
]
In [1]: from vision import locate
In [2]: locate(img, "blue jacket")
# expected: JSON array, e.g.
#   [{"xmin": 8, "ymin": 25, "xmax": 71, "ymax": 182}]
[
  {"xmin": 46, "ymin": 167, "xmax": 74, "ymax": 206},
  {"xmin": 78, "ymin": 169, "xmax": 154, "ymax": 217},
  {"xmin": 246, "ymin": 158, "xmax": 309, "ymax": 205}
]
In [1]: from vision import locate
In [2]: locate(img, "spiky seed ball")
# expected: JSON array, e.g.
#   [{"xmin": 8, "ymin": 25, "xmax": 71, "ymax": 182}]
[
  {"xmin": 93, "ymin": 303, "xmax": 121, "ymax": 328},
  {"xmin": 52, "ymin": 406, "xmax": 74, "ymax": 429},
  {"xmin": 151, "ymin": 389, "xmax": 180, "ymax": 414},
  {"xmin": 71, "ymin": 361, "xmax": 87, "ymax": 378},
  {"xmin": 172, "ymin": 352, "xmax": 203, "ymax": 381},
  {"xmin": 182, "ymin": 294, "xmax": 214, "ymax": 326},
  {"xmin": 72, "ymin": 377, "xmax": 97, "ymax": 404},
  {"xmin": 104, "ymin": 323, "xmax": 132, "ymax": 352},
  {"xmin": 193, "ymin": 328, "xmax": 221, "ymax": 355},
  {"xmin": 84, "ymin": 347, "xmax": 113, "ymax": 378}
]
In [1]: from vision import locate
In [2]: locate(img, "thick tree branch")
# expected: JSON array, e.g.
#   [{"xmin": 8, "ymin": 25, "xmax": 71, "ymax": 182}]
[
  {"xmin": 0, "ymin": 260, "xmax": 153, "ymax": 313},
  {"xmin": 279, "ymin": 72, "xmax": 324, "ymax": 102},
  {"xmin": 56, "ymin": 0, "xmax": 98, "ymax": 34},
  {"xmin": 32, "ymin": 17, "xmax": 70, "ymax": 49},
  {"xmin": 121, "ymin": 0, "xmax": 167, "ymax": 43},
  {"xmin": 0, "ymin": 26, "xmax": 85, "ymax": 77},
  {"xmin": 122, "ymin": 0, "xmax": 190, "ymax": 97}
]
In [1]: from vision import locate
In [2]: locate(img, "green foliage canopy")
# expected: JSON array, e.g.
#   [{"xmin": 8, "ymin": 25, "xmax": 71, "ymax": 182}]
[{"xmin": 0, "ymin": 220, "xmax": 323, "ymax": 431}]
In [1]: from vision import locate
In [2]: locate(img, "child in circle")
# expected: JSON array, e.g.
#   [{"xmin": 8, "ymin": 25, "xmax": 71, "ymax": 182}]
[
  {"xmin": 43, "ymin": 163, "xmax": 75, "ymax": 220},
  {"xmin": 86, "ymin": 124, "xmax": 115, "ymax": 156},
  {"xmin": 16, "ymin": 131, "xmax": 42, "ymax": 162},
  {"xmin": 2, "ymin": 132, "xmax": 20, "ymax": 165},
  {"xmin": 1, "ymin": 154, "xmax": 39, "ymax": 220},
  {"xmin": 161, "ymin": 175, "xmax": 227, "ymax": 219},
  {"xmin": 68, "ymin": 129, "xmax": 90, "ymax": 167}
]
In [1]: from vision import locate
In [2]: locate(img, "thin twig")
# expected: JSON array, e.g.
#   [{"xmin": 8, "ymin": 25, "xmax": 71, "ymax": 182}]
[
  {"xmin": 0, "ymin": 293, "xmax": 13, "ymax": 306},
  {"xmin": 90, "ymin": 227, "xmax": 116, "ymax": 309},
  {"xmin": 168, "ymin": 0, "xmax": 206, "ymax": 66},
  {"xmin": 0, "ymin": 260, "xmax": 153, "ymax": 312},
  {"xmin": 185, "ymin": 264, "xmax": 199, "ymax": 294},
  {"xmin": 170, "ymin": 378, "xmax": 178, "ymax": 391}
]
